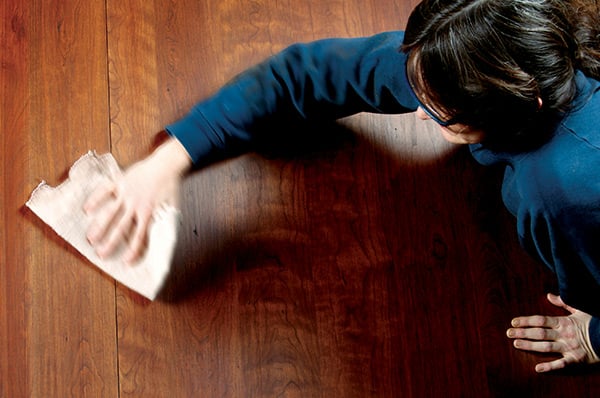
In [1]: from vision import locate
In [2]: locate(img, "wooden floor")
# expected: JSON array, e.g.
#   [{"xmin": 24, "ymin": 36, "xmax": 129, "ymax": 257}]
[{"xmin": 3, "ymin": 0, "xmax": 600, "ymax": 396}]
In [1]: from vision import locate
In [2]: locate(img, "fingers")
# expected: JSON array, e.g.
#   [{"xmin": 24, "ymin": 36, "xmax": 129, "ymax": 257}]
[
  {"xmin": 86, "ymin": 196, "xmax": 124, "ymax": 246},
  {"xmin": 123, "ymin": 206, "xmax": 153, "ymax": 264},
  {"xmin": 534, "ymin": 358, "xmax": 568, "ymax": 373},
  {"xmin": 84, "ymin": 181, "xmax": 116, "ymax": 214},
  {"xmin": 511, "ymin": 337, "xmax": 562, "ymax": 354},
  {"xmin": 86, "ymin": 192, "xmax": 152, "ymax": 263},
  {"xmin": 507, "ymin": 295, "xmax": 594, "ymax": 373},
  {"xmin": 94, "ymin": 206, "xmax": 135, "ymax": 259},
  {"xmin": 510, "ymin": 315, "xmax": 560, "ymax": 329},
  {"xmin": 508, "ymin": 326, "xmax": 572, "ymax": 373},
  {"xmin": 507, "ymin": 325, "xmax": 559, "ymax": 342}
]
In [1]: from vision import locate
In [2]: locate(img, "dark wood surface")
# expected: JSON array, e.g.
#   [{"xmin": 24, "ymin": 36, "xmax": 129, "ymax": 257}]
[{"xmin": 3, "ymin": 0, "xmax": 600, "ymax": 396}]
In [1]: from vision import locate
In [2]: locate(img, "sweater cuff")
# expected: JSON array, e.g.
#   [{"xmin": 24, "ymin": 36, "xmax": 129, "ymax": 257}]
[
  {"xmin": 165, "ymin": 110, "xmax": 216, "ymax": 165},
  {"xmin": 589, "ymin": 316, "xmax": 600, "ymax": 358}
]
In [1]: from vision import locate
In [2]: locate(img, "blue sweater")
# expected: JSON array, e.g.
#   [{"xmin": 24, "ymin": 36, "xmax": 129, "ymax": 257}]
[{"xmin": 166, "ymin": 31, "xmax": 600, "ymax": 351}]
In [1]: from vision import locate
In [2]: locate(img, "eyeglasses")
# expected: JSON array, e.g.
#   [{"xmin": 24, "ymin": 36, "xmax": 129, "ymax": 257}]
[{"xmin": 405, "ymin": 64, "xmax": 461, "ymax": 127}]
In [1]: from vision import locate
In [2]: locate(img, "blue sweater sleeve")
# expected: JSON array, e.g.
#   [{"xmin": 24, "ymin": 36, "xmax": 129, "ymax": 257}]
[{"xmin": 165, "ymin": 31, "xmax": 417, "ymax": 165}]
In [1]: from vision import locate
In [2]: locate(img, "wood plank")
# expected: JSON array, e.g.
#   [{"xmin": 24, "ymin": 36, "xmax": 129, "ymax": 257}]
[
  {"xmin": 1, "ymin": 2, "xmax": 32, "ymax": 396},
  {"xmin": 1, "ymin": 0, "xmax": 118, "ymax": 396}
]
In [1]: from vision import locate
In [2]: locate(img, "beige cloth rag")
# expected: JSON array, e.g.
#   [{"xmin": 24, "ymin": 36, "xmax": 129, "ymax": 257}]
[{"xmin": 26, "ymin": 151, "xmax": 179, "ymax": 300}]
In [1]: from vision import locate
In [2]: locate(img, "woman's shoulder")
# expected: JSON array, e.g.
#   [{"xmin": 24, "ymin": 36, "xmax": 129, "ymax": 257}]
[
  {"xmin": 517, "ymin": 73, "xmax": 599, "ymax": 197},
  {"xmin": 517, "ymin": 118, "xmax": 600, "ymax": 215}
]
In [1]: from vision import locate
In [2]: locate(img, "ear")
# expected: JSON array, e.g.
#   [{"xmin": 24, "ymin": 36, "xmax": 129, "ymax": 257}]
[{"xmin": 537, "ymin": 97, "xmax": 543, "ymax": 109}]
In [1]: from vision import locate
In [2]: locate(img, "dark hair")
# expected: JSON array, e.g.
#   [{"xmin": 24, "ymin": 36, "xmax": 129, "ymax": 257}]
[{"xmin": 402, "ymin": 0, "xmax": 600, "ymax": 151}]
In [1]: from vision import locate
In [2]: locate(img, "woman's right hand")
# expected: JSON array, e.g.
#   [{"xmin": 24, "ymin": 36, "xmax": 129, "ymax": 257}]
[{"xmin": 84, "ymin": 138, "xmax": 192, "ymax": 264}]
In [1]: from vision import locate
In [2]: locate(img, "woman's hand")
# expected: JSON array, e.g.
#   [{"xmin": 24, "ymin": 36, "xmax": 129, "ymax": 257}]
[
  {"xmin": 84, "ymin": 138, "xmax": 192, "ymax": 264},
  {"xmin": 507, "ymin": 293, "xmax": 600, "ymax": 373}
]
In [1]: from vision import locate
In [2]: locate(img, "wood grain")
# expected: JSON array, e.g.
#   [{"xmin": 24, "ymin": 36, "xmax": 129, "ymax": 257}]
[
  {"xmin": 1, "ymin": 0, "xmax": 117, "ymax": 397},
  {"xmin": 1, "ymin": 2, "xmax": 31, "ymax": 396},
  {"xmin": 4, "ymin": 0, "xmax": 600, "ymax": 396}
]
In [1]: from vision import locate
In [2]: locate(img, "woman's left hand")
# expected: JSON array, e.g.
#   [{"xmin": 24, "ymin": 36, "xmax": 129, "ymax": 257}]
[{"xmin": 506, "ymin": 293, "xmax": 600, "ymax": 373}]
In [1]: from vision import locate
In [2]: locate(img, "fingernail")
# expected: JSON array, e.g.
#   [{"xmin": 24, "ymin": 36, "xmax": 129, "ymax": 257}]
[
  {"xmin": 512, "ymin": 319, "xmax": 519, "ymax": 327},
  {"xmin": 507, "ymin": 329, "xmax": 515, "ymax": 338}
]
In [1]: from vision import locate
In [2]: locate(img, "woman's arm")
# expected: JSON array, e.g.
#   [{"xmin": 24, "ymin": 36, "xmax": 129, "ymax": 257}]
[
  {"xmin": 166, "ymin": 31, "xmax": 417, "ymax": 165},
  {"xmin": 85, "ymin": 31, "xmax": 418, "ymax": 262}
]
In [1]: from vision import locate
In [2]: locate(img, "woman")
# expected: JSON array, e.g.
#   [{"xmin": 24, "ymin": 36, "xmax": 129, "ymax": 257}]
[{"xmin": 84, "ymin": 0, "xmax": 600, "ymax": 372}]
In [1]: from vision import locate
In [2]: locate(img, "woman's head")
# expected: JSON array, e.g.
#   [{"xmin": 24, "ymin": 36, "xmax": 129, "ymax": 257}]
[{"xmin": 402, "ymin": 0, "xmax": 591, "ymax": 150}]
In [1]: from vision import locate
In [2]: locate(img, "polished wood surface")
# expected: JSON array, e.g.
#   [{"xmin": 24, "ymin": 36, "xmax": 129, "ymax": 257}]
[{"xmin": 3, "ymin": 0, "xmax": 600, "ymax": 396}]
